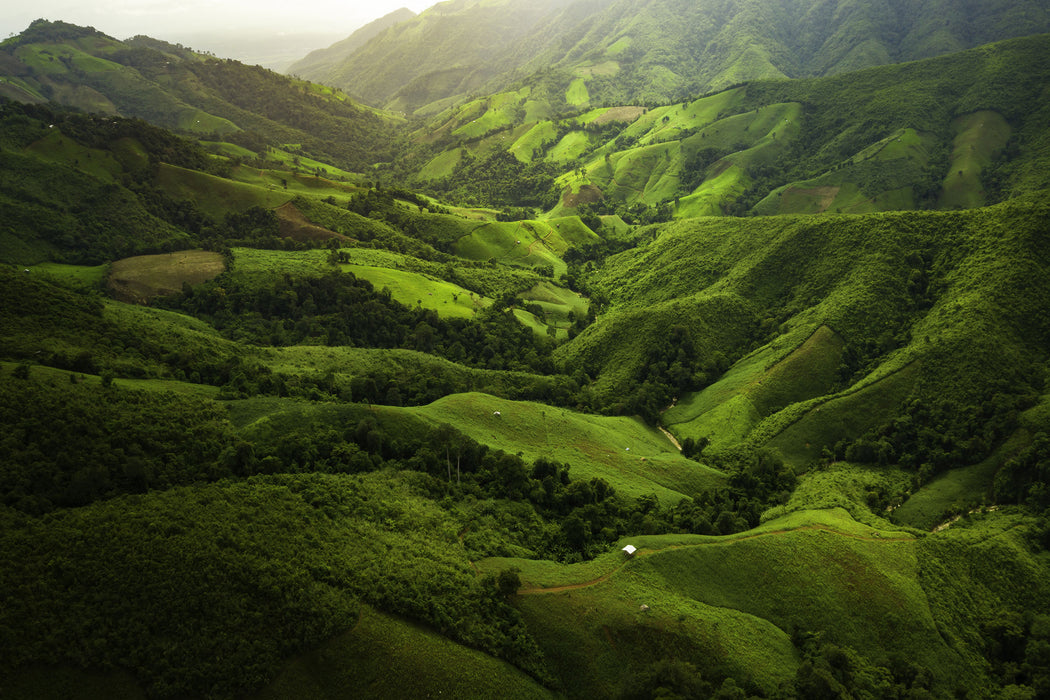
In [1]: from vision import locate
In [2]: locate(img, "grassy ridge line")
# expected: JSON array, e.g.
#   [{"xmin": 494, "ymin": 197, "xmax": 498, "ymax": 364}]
[
  {"xmin": 482, "ymin": 508, "xmax": 911, "ymax": 593},
  {"xmin": 575, "ymin": 195, "xmax": 1050, "ymax": 424},
  {"xmin": 258, "ymin": 605, "xmax": 556, "ymax": 700},
  {"xmin": 506, "ymin": 508, "xmax": 945, "ymax": 698},
  {"xmin": 410, "ymin": 392, "xmax": 725, "ymax": 503},
  {"xmin": 665, "ymin": 324, "xmax": 845, "ymax": 448}
]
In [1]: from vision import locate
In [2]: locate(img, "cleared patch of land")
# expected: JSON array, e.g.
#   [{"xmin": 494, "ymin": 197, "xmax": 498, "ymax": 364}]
[{"xmin": 107, "ymin": 250, "xmax": 225, "ymax": 304}]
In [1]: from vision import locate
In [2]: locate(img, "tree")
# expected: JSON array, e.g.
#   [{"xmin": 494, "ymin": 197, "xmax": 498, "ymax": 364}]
[{"xmin": 497, "ymin": 568, "xmax": 521, "ymax": 597}]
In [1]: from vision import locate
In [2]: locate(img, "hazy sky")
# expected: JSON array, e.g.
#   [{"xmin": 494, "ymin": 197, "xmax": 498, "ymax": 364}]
[{"xmin": 1, "ymin": 1, "xmax": 435, "ymax": 41}]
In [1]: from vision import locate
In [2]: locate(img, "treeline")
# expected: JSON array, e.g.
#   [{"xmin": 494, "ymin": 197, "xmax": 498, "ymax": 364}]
[
  {"xmin": 239, "ymin": 405, "xmax": 797, "ymax": 561},
  {"xmin": 161, "ymin": 270, "xmax": 557, "ymax": 374},
  {"xmin": 0, "ymin": 102, "xmax": 221, "ymax": 264},
  {"xmin": 175, "ymin": 58, "xmax": 397, "ymax": 172},
  {"xmin": 0, "ymin": 369, "xmax": 241, "ymax": 513},
  {"xmin": 423, "ymin": 150, "xmax": 560, "ymax": 209},
  {"xmin": 835, "ymin": 393, "xmax": 1036, "ymax": 488}
]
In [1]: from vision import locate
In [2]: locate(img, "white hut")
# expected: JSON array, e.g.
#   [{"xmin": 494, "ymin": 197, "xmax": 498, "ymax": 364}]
[{"xmin": 622, "ymin": 544, "xmax": 637, "ymax": 557}]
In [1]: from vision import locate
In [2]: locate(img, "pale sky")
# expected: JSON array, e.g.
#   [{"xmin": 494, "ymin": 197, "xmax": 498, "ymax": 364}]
[{"xmin": 1, "ymin": 1, "xmax": 435, "ymax": 42}]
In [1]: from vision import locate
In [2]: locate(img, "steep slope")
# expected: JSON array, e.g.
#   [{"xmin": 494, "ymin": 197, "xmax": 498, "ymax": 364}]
[
  {"xmin": 303, "ymin": 0, "xmax": 1050, "ymax": 112},
  {"xmin": 286, "ymin": 8, "xmax": 417, "ymax": 80},
  {"xmin": 299, "ymin": 0, "xmax": 580, "ymax": 113},
  {"xmin": 564, "ymin": 196, "xmax": 1050, "ymax": 471},
  {"xmin": 0, "ymin": 20, "xmax": 402, "ymax": 172},
  {"xmin": 399, "ymin": 33, "xmax": 1050, "ymax": 218}
]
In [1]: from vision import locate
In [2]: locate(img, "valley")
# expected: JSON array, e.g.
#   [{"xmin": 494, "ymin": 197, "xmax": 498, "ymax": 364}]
[{"xmin": 2, "ymin": 7, "xmax": 1050, "ymax": 699}]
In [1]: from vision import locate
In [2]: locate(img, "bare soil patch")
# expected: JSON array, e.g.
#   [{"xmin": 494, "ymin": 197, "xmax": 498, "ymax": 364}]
[
  {"xmin": 108, "ymin": 250, "xmax": 224, "ymax": 304},
  {"xmin": 591, "ymin": 106, "xmax": 646, "ymax": 126},
  {"xmin": 275, "ymin": 202, "xmax": 351, "ymax": 243},
  {"xmin": 562, "ymin": 184, "xmax": 603, "ymax": 208}
]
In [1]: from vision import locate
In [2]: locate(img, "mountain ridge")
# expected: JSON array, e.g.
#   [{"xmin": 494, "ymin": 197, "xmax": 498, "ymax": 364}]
[
  {"xmin": 286, "ymin": 7, "xmax": 417, "ymax": 82},
  {"xmin": 292, "ymin": 0, "xmax": 1050, "ymax": 113}
]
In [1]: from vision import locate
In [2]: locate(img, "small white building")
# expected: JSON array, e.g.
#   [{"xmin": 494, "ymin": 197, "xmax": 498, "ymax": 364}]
[{"xmin": 622, "ymin": 544, "xmax": 637, "ymax": 557}]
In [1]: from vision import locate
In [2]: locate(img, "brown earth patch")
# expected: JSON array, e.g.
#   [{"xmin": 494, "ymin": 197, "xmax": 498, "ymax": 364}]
[
  {"xmin": 782, "ymin": 185, "xmax": 840, "ymax": 212},
  {"xmin": 562, "ymin": 184, "xmax": 604, "ymax": 208},
  {"xmin": 707, "ymin": 159, "xmax": 734, "ymax": 179},
  {"xmin": 108, "ymin": 250, "xmax": 224, "ymax": 304},
  {"xmin": 275, "ymin": 201, "xmax": 352, "ymax": 243},
  {"xmin": 591, "ymin": 106, "xmax": 646, "ymax": 126}
]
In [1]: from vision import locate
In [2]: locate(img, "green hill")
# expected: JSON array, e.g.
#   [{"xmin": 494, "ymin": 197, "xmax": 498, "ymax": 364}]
[
  {"xmin": 0, "ymin": 20, "xmax": 401, "ymax": 172},
  {"xmin": 3, "ymin": 10, "xmax": 1050, "ymax": 700},
  {"xmin": 397, "ymin": 33, "xmax": 1050, "ymax": 219},
  {"xmin": 294, "ymin": 0, "xmax": 1050, "ymax": 114}
]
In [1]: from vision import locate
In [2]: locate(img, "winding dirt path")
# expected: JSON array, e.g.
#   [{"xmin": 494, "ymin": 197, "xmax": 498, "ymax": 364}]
[
  {"xmin": 516, "ymin": 523, "xmax": 912, "ymax": 595},
  {"xmin": 658, "ymin": 426, "xmax": 682, "ymax": 451}
]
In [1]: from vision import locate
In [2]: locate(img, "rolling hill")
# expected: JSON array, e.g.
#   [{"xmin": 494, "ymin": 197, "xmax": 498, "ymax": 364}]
[
  {"xmin": 2, "ymin": 10, "xmax": 1050, "ymax": 700},
  {"xmin": 293, "ymin": 0, "xmax": 1050, "ymax": 113},
  {"xmin": 393, "ymin": 32, "xmax": 1050, "ymax": 219},
  {"xmin": 0, "ymin": 20, "xmax": 401, "ymax": 172}
]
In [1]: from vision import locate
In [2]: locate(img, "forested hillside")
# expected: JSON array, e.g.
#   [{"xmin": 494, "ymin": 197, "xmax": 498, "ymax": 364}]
[
  {"xmin": 392, "ymin": 33, "xmax": 1050, "ymax": 219},
  {"xmin": 2, "ymin": 11, "xmax": 1050, "ymax": 700},
  {"xmin": 0, "ymin": 20, "xmax": 399, "ymax": 172},
  {"xmin": 294, "ymin": 0, "xmax": 1050, "ymax": 113}
]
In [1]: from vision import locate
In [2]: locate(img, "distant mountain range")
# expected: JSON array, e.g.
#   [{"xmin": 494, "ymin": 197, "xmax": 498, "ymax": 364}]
[
  {"xmin": 290, "ymin": 0, "xmax": 1050, "ymax": 114},
  {"xmin": 0, "ymin": 20, "xmax": 398, "ymax": 172},
  {"xmin": 287, "ymin": 8, "xmax": 417, "ymax": 80}
]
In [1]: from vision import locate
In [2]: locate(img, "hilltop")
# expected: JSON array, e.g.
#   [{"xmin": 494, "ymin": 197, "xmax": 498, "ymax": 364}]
[
  {"xmin": 0, "ymin": 20, "xmax": 401, "ymax": 172},
  {"xmin": 287, "ymin": 8, "xmax": 417, "ymax": 82}
]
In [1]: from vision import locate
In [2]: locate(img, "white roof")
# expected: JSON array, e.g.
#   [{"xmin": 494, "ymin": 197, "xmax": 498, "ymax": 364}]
[{"xmin": 622, "ymin": 544, "xmax": 637, "ymax": 554}]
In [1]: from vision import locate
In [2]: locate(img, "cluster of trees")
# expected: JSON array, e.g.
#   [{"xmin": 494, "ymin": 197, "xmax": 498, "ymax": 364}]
[
  {"xmin": 162, "ymin": 270, "xmax": 557, "ymax": 374},
  {"xmin": 835, "ymin": 393, "xmax": 1034, "ymax": 487},
  {"xmin": 614, "ymin": 325, "xmax": 729, "ymax": 423},
  {"xmin": 0, "ymin": 369, "xmax": 242, "ymax": 513},
  {"xmin": 426, "ymin": 150, "xmax": 560, "ymax": 210},
  {"xmin": 994, "ymin": 433, "xmax": 1050, "ymax": 511},
  {"xmin": 0, "ymin": 471, "xmax": 549, "ymax": 697},
  {"xmin": 791, "ymin": 631, "xmax": 943, "ymax": 699},
  {"xmin": 239, "ymin": 405, "xmax": 795, "ymax": 562},
  {"xmin": 982, "ymin": 610, "xmax": 1050, "ymax": 696}
]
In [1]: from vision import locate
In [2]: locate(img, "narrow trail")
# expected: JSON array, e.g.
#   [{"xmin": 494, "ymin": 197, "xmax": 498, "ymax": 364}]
[
  {"xmin": 658, "ymin": 426, "xmax": 682, "ymax": 451},
  {"xmin": 516, "ymin": 523, "xmax": 913, "ymax": 596}
]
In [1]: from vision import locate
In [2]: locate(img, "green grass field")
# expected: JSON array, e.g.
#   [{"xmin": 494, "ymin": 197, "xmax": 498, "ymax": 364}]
[
  {"xmin": 258, "ymin": 605, "xmax": 554, "ymax": 700},
  {"xmin": 665, "ymin": 326, "xmax": 845, "ymax": 450},
  {"xmin": 940, "ymin": 111, "xmax": 1011, "ymax": 209},
  {"xmin": 27, "ymin": 262, "xmax": 108, "ymax": 290},
  {"xmin": 452, "ymin": 221, "xmax": 568, "ymax": 275},
  {"xmin": 566, "ymin": 79, "xmax": 590, "ymax": 106},
  {"xmin": 343, "ymin": 263, "xmax": 488, "ymax": 319},
  {"xmin": 500, "ymin": 507, "xmax": 933, "ymax": 696},
  {"xmin": 509, "ymin": 121, "xmax": 557, "ymax": 163},
  {"xmin": 261, "ymin": 147, "xmax": 362, "ymax": 181},
  {"xmin": 25, "ymin": 129, "xmax": 123, "ymax": 182},
  {"xmin": 547, "ymin": 131, "xmax": 592, "ymax": 163},
  {"xmin": 417, "ymin": 148, "xmax": 464, "ymax": 181},
  {"xmin": 411, "ymin": 393, "xmax": 725, "ymax": 502},
  {"xmin": 156, "ymin": 164, "xmax": 292, "ymax": 218}
]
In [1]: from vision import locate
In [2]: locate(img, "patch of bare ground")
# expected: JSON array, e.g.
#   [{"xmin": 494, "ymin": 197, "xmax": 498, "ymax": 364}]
[
  {"xmin": 562, "ymin": 184, "xmax": 603, "ymax": 208},
  {"xmin": 275, "ymin": 202, "xmax": 352, "ymax": 243},
  {"xmin": 591, "ymin": 106, "xmax": 646, "ymax": 126},
  {"xmin": 782, "ymin": 185, "xmax": 840, "ymax": 212},
  {"xmin": 108, "ymin": 250, "xmax": 224, "ymax": 304}
]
